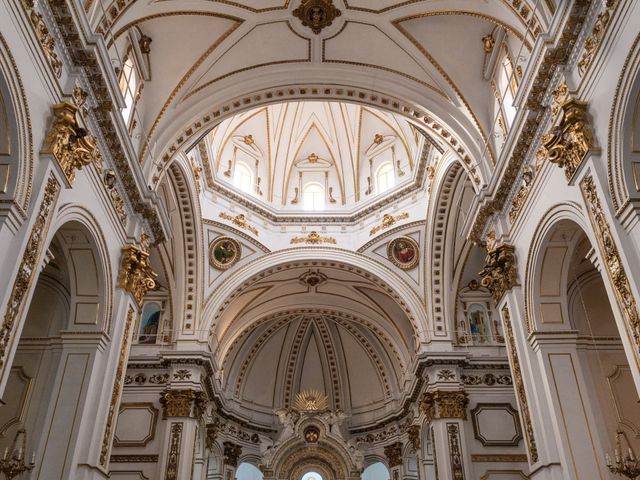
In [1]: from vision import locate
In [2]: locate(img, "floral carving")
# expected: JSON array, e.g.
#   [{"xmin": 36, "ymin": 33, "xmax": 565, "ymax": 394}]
[
  {"xmin": 219, "ymin": 212, "xmax": 258, "ymax": 236},
  {"xmin": 479, "ymin": 235, "xmax": 518, "ymax": 303},
  {"xmin": 290, "ymin": 231, "xmax": 336, "ymax": 245},
  {"xmin": 0, "ymin": 176, "xmax": 60, "ymax": 370},
  {"xmin": 370, "ymin": 213, "xmax": 409, "ymax": 236},
  {"xmin": 384, "ymin": 442, "xmax": 403, "ymax": 468},
  {"xmin": 407, "ymin": 425, "xmax": 420, "ymax": 452},
  {"xmin": 578, "ymin": 0, "xmax": 618, "ymax": 76},
  {"xmin": 223, "ymin": 441, "xmax": 242, "ymax": 467},
  {"xmin": 433, "ymin": 391, "xmax": 468, "ymax": 420},
  {"xmin": 118, "ymin": 235, "xmax": 157, "ymax": 307},
  {"xmin": 46, "ymin": 103, "xmax": 101, "ymax": 184},
  {"xmin": 22, "ymin": 0, "xmax": 63, "ymax": 77},
  {"xmin": 293, "ymin": 0, "xmax": 342, "ymax": 34},
  {"xmin": 540, "ymin": 99, "xmax": 595, "ymax": 181},
  {"xmin": 160, "ymin": 389, "xmax": 197, "ymax": 418}
]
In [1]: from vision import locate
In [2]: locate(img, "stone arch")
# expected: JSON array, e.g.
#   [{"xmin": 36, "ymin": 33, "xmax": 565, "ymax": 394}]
[
  {"xmin": 608, "ymin": 31, "xmax": 640, "ymax": 214},
  {"xmin": 0, "ymin": 33, "xmax": 33, "ymax": 221},
  {"xmin": 202, "ymin": 249, "xmax": 430, "ymax": 348}
]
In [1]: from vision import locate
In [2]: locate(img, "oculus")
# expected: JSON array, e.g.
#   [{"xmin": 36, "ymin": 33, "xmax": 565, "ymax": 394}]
[
  {"xmin": 209, "ymin": 237, "xmax": 242, "ymax": 270},
  {"xmin": 293, "ymin": 0, "xmax": 342, "ymax": 35},
  {"xmin": 387, "ymin": 236, "xmax": 419, "ymax": 270}
]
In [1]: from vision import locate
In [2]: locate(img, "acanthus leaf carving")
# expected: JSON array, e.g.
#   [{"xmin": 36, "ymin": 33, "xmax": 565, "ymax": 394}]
[
  {"xmin": 118, "ymin": 234, "xmax": 157, "ymax": 307},
  {"xmin": 479, "ymin": 234, "xmax": 518, "ymax": 303}
]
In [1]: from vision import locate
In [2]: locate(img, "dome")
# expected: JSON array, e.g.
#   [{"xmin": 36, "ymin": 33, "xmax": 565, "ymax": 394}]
[{"xmin": 199, "ymin": 101, "xmax": 429, "ymax": 216}]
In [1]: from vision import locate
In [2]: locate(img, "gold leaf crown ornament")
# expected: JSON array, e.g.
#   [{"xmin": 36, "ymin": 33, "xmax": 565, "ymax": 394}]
[
  {"xmin": 293, "ymin": 0, "xmax": 342, "ymax": 35},
  {"xmin": 293, "ymin": 389, "xmax": 329, "ymax": 412}
]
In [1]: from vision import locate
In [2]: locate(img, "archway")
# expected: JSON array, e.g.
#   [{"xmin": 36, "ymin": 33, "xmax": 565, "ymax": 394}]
[{"xmin": 0, "ymin": 220, "xmax": 108, "ymax": 479}]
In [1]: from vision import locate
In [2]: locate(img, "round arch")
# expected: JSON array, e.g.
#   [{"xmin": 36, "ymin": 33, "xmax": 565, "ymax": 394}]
[{"xmin": 201, "ymin": 248, "xmax": 430, "ymax": 347}]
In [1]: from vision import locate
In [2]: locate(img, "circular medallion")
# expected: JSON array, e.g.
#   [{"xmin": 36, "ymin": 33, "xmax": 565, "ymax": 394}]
[
  {"xmin": 387, "ymin": 236, "xmax": 419, "ymax": 270},
  {"xmin": 304, "ymin": 426, "xmax": 320, "ymax": 443},
  {"xmin": 209, "ymin": 237, "xmax": 241, "ymax": 270}
]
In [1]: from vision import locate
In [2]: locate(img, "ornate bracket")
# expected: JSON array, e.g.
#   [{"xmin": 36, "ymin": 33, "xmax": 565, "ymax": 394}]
[
  {"xmin": 118, "ymin": 235, "xmax": 157, "ymax": 307},
  {"xmin": 223, "ymin": 441, "xmax": 242, "ymax": 467},
  {"xmin": 479, "ymin": 236, "xmax": 518, "ymax": 304},
  {"xmin": 540, "ymin": 99, "xmax": 596, "ymax": 182},
  {"xmin": 384, "ymin": 442, "xmax": 403, "ymax": 468},
  {"xmin": 45, "ymin": 102, "xmax": 101, "ymax": 185}
]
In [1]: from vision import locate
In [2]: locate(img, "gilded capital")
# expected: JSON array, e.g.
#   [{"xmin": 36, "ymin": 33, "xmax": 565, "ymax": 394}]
[
  {"xmin": 160, "ymin": 389, "xmax": 197, "ymax": 418},
  {"xmin": 479, "ymin": 239, "xmax": 518, "ymax": 303},
  {"xmin": 223, "ymin": 441, "xmax": 243, "ymax": 467},
  {"xmin": 540, "ymin": 99, "xmax": 595, "ymax": 181},
  {"xmin": 433, "ymin": 390, "xmax": 469, "ymax": 420},
  {"xmin": 118, "ymin": 236, "xmax": 157, "ymax": 307},
  {"xmin": 46, "ymin": 102, "xmax": 101, "ymax": 184}
]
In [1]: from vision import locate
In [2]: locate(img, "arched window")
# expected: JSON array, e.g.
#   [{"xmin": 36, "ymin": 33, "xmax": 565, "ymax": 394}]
[
  {"xmin": 301, "ymin": 472, "xmax": 323, "ymax": 480},
  {"xmin": 362, "ymin": 463, "xmax": 390, "ymax": 480},
  {"xmin": 498, "ymin": 55, "xmax": 517, "ymax": 125},
  {"xmin": 376, "ymin": 162, "xmax": 395, "ymax": 193},
  {"xmin": 303, "ymin": 182, "xmax": 324, "ymax": 210},
  {"xmin": 119, "ymin": 56, "xmax": 137, "ymax": 125},
  {"xmin": 233, "ymin": 162, "xmax": 253, "ymax": 193},
  {"xmin": 236, "ymin": 463, "xmax": 263, "ymax": 480}
]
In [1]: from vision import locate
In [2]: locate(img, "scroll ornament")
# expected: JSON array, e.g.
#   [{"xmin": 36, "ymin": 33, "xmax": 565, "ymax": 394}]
[
  {"xmin": 46, "ymin": 102, "xmax": 101, "ymax": 185},
  {"xmin": 118, "ymin": 234, "xmax": 157, "ymax": 307},
  {"xmin": 384, "ymin": 442, "xmax": 403, "ymax": 468},
  {"xmin": 539, "ymin": 99, "xmax": 595, "ymax": 181},
  {"xmin": 479, "ymin": 235, "xmax": 518, "ymax": 304}
]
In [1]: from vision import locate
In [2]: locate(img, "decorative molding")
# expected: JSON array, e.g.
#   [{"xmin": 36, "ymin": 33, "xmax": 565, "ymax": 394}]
[
  {"xmin": 461, "ymin": 373, "xmax": 512, "ymax": 386},
  {"xmin": 110, "ymin": 455, "xmax": 159, "ymax": 463},
  {"xmin": 100, "ymin": 306, "xmax": 136, "ymax": 466},
  {"xmin": 0, "ymin": 175, "xmax": 60, "ymax": 370},
  {"xmin": 407, "ymin": 424, "xmax": 420, "ymax": 452},
  {"xmin": 118, "ymin": 235, "xmax": 158, "ymax": 307},
  {"xmin": 370, "ymin": 213, "xmax": 409, "ymax": 236},
  {"xmin": 104, "ymin": 170, "xmax": 127, "ymax": 227},
  {"xmin": 384, "ymin": 441, "xmax": 403, "ymax": 468},
  {"xmin": 501, "ymin": 306, "xmax": 538, "ymax": 464},
  {"xmin": 160, "ymin": 389, "xmax": 206, "ymax": 419},
  {"xmin": 471, "ymin": 403, "xmax": 522, "ymax": 447},
  {"xmin": 45, "ymin": 103, "xmax": 102, "ymax": 185},
  {"xmin": 447, "ymin": 423, "xmax": 465, "ymax": 480},
  {"xmin": 219, "ymin": 212, "xmax": 258, "ymax": 236},
  {"xmin": 420, "ymin": 390, "xmax": 468, "ymax": 420},
  {"xmin": 290, "ymin": 231, "xmax": 336, "ymax": 245},
  {"xmin": 21, "ymin": 0, "xmax": 62, "ymax": 77},
  {"xmin": 578, "ymin": 0, "xmax": 619, "ymax": 76},
  {"xmin": 114, "ymin": 402, "xmax": 159, "ymax": 447},
  {"xmin": 165, "ymin": 422, "xmax": 183, "ymax": 480},
  {"xmin": 479, "ymin": 235, "xmax": 518, "ymax": 303},
  {"xmin": 580, "ymin": 176, "xmax": 640, "ymax": 367},
  {"xmin": 292, "ymin": 0, "xmax": 342, "ymax": 34},
  {"xmin": 471, "ymin": 454, "xmax": 528, "ymax": 462}
]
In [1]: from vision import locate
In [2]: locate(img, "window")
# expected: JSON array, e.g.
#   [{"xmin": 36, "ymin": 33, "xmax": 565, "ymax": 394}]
[
  {"xmin": 376, "ymin": 162, "xmax": 395, "ymax": 193},
  {"xmin": 119, "ymin": 56, "xmax": 137, "ymax": 125},
  {"xmin": 303, "ymin": 183, "xmax": 324, "ymax": 210},
  {"xmin": 138, "ymin": 301, "xmax": 161, "ymax": 344},
  {"xmin": 301, "ymin": 472, "xmax": 323, "ymax": 480},
  {"xmin": 233, "ymin": 162, "xmax": 253, "ymax": 193},
  {"xmin": 498, "ymin": 56, "xmax": 517, "ymax": 125}
]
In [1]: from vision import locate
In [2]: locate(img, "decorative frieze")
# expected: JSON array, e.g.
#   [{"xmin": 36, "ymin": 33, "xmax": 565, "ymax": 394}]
[
  {"xmin": 290, "ymin": 231, "xmax": 336, "ymax": 245},
  {"xmin": 471, "ymin": 454, "xmax": 528, "ymax": 462},
  {"xmin": 104, "ymin": 170, "xmax": 127, "ymax": 227},
  {"xmin": 460, "ymin": 373, "xmax": 512, "ymax": 386},
  {"xmin": 118, "ymin": 234, "xmax": 157, "ymax": 307},
  {"xmin": 479, "ymin": 235, "xmax": 518, "ymax": 304},
  {"xmin": 110, "ymin": 454, "xmax": 159, "ymax": 463},
  {"xmin": 420, "ymin": 390, "xmax": 468, "ymax": 420},
  {"xmin": 501, "ymin": 306, "xmax": 538, "ymax": 464},
  {"xmin": 22, "ymin": 0, "xmax": 63, "ymax": 77},
  {"xmin": 370, "ymin": 213, "xmax": 409, "ymax": 236},
  {"xmin": 46, "ymin": 103, "xmax": 102, "ymax": 185},
  {"xmin": 219, "ymin": 212, "xmax": 258, "ymax": 236},
  {"xmin": 384, "ymin": 441, "xmax": 403, "ymax": 468},
  {"xmin": 0, "ymin": 175, "xmax": 60, "ymax": 370},
  {"xmin": 100, "ymin": 307, "xmax": 136, "ymax": 466},
  {"xmin": 223, "ymin": 441, "xmax": 242, "ymax": 467},
  {"xmin": 540, "ymin": 99, "xmax": 595, "ymax": 181},
  {"xmin": 578, "ymin": 0, "xmax": 619, "ymax": 76},
  {"xmin": 580, "ymin": 176, "xmax": 640, "ymax": 365},
  {"xmin": 205, "ymin": 419, "xmax": 222, "ymax": 451}
]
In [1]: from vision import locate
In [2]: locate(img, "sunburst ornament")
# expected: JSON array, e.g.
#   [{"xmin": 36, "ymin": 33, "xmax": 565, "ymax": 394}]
[{"xmin": 294, "ymin": 389, "xmax": 329, "ymax": 412}]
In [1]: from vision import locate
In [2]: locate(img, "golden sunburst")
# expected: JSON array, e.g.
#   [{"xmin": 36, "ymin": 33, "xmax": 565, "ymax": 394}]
[{"xmin": 294, "ymin": 389, "xmax": 329, "ymax": 412}]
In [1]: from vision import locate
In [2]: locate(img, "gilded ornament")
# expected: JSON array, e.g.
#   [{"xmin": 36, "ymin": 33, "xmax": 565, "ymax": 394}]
[
  {"xmin": 482, "ymin": 34, "xmax": 495, "ymax": 53},
  {"xmin": 292, "ymin": 0, "xmax": 342, "ymax": 34},
  {"xmin": 104, "ymin": 170, "xmax": 127, "ymax": 227},
  {"xmin": 100, "ymin": 307, "xmax": 135, "ymax": 466},
  {"xmin": 578, "ymin": 1, "xmax": 618, "ymax": 76},
  {"xmin": 219, "ymin": 212, "xmax": 258, "ymax": 236},
  {"xmin": 447, "ymin": 424, "xmax": 465, "ymax": 480},
  {"xmin": 370, "ymin": 213, "xmax": 409, "ymax": 236},
  {"xmin": 22, "ymin": 0, "xmax": 63, "ymax": 77},
  {"xmin": 118, "ymin": 235, "xmax": 157, "ymax": 307},
  {"xmin": 205, "ymin": 418, "xmax": 222, "ymax": 451},
  {"xmin": 501, "ymin": 306, "xmax": 538, "ymax": 463},
  {"xmin": 384, "ymin": 442, "xmax": 403, "ymax": 468},
  {"xmin": 298, "ymin": 269, "xmax": 328, "ymax": 288},
  {"xmin": 293, "ymin": 389, "xmax": 329, "ymax": 411},
  {"xmin": 478, "ymin": 236, "xmax": 518, "ymax": 303},
  {"xmin": 407, "ymin": 425, "xmax": 420, "ymax": 452},
  {"xmin": 433, "ymin": 390, "xmax": 468, "ymax": 420},
  {"xmin": 581, "ymin": 176, "xmax": 640, "ymax": 364},
  {"xmin": 160, "ymin": 389, "xmax": 197, "ymax": 418},
  {"xmin": 0, "ymin": 176, "xmax": 60, "ymax": 370},
  {"xmin": 209, "ymin": 237, "xmax": 242, "ymax": 270},
  {"xmin": 539, "ymin": 99, "xmax": 595, "ymax": 181},
  {"xmin": 419, "ymin": 392, "xmax": 436, "ymax": 422},
  {"xmin": 304, "ymin": 426, "xmax": 320, "ymax": 443},
  {"xmin": 45, "ymin": 103, "xmax": 102, "ymax": 185},
  {"xmin": 508, "ymin": 166, "xmax": 535, "ymax": 223},
  {"xmin": 223, "ymin": 441, "xmax": 242, "ymax": 467},
  {"xmin": 290, "ymin": 231, "xmax": 336, "ymax": 245},
  {"xmin": 165, "ymin": 423, "xmax": 183, "ymax": 480}
]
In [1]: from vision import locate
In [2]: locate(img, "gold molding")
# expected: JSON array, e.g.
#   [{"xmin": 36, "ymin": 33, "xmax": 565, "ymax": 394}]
[
  {"xmin": 22, "ymin": 0, "xmax": 63, "ymax": 77},
  {"xmin": 219, "ymin": 212, "xmax": 259, "ymax": 236},
  {"xmin": 0, "ymin": 175, "xmax": 60, "ymax": 371},
  {"xmin": 293, "ymin": 0, "xmax": 342, "ymax": 34},
  {"xmin": 100, "ymin": 306, "xmax": 135, "ymax": 466},
  {"xmin": 370, "ymin": 212, "xmax": 409, "ymax": 236},
  {"xmin": 479, "ymin": 234, "xmax": 518, "ymax": 303},
  {"xmin": 118, "ymin": 235, "xmax": 158, "ymax": 307},
  {"xmin": 289, "ymin": 231, "xmax": 336, "ymax": 245}
]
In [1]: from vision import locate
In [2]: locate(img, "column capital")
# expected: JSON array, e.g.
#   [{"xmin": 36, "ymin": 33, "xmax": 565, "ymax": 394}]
[{"xmin": 479, "ymin": 233, "xmax": 518, "ymax": 303}]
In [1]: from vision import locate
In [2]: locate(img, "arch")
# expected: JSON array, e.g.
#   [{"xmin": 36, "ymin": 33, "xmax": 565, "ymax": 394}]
[
  {"xmin": 202, "ymin": 249, "xmax": 429, "ymax": 347},
  {"xmin": 236, "ymin": 462, "xmax": 263, "ymax": 480},
  {"xmin": 302, "ymin": 182, "xmax": 324, "ymax": 211},
  {"xmin": 376, "ymin": 161, "xmax": 395, "ymax": 194},
  {"xmin": 608, "ymin": 31, "xmax": 640, "ymax": 213},
  {"xmin": 234, "ymin": 161, "xmax": 254, "ymax": 194},
  {"xmin": 0, "ymin": 33, "xmax": 33, "ymax": 218}
]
